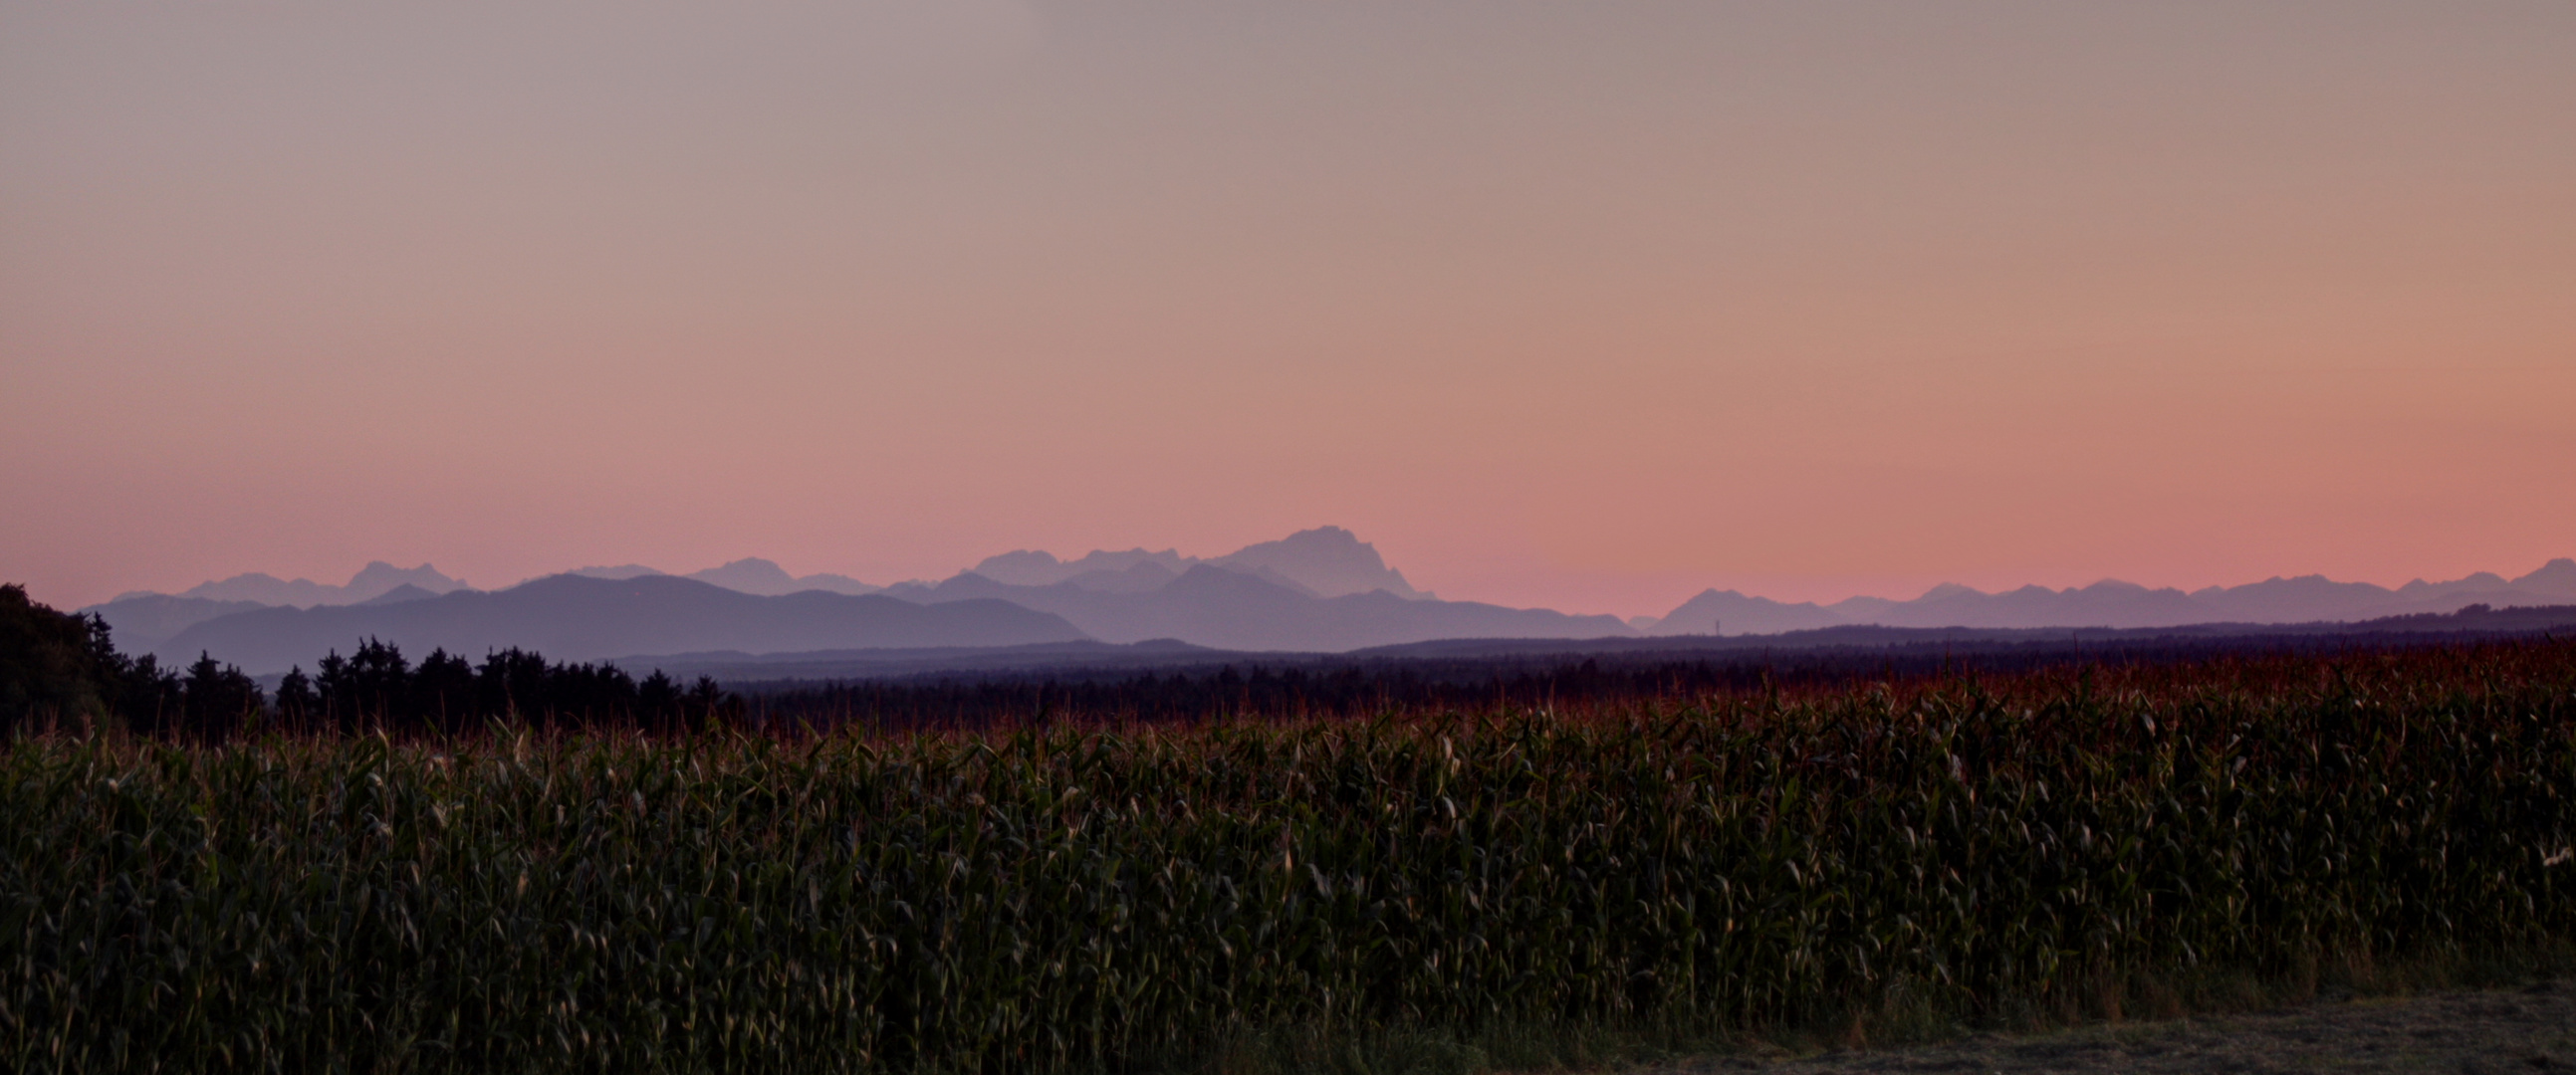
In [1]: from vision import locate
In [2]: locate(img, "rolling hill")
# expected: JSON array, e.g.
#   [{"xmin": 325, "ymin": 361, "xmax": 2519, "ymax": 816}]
[{"xmin": 155, "ymin": 574, "xmax": 1087, "ymax": 675}]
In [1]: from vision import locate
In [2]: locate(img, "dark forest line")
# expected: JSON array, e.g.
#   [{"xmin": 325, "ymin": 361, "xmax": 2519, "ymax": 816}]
[
  {"xmin": 726, "ymin": 630, "xmax": 2573, "ymax": 733},
  {"xmin": 3, "ymin": 584, "xmax": 737, "ymax": 738},
  {"xmin": 16, "ymin": 579, "xmax": 2576, "ymax": 741}
]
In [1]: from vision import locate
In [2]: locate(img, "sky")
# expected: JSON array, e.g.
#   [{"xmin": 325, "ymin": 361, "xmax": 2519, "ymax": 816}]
[{"xmin": 4, "ymin": 1, "xmax": 2572, "ymax": 617}]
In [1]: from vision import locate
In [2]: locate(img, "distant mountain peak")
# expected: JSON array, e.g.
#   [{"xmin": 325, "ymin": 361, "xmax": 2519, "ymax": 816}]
[
  {"xmin": 680, "ymin": 558, "xmax": 881, "ymax": 598},
  {"xmin": 2082, "ymin": 578, "xmax": 2153, "ymax": 594},
  {"xmin": 2517, "ymin": 557, "xmax": 2576, "ymax": 597},
  {"xmin": 960, "ymin": 530, "xmax": 1428, "ymax": 599},
  {"xmin": 568, "ymin": 564, "xmax": 667, "ymax": 580},
  {"xmin": 976, "ymin": 549, "xmax": 1062, "ymax": 572},
  {"xmin": 1274, "ymin": 525, "xmax": 1355, "ymax": 545},
  {"xmin": 356, "ymin": 583, "xmax": 441, "ymax": 606},
  {"xmin": 549, "ymin": 559, "xmax": 883, "ymax": 597},
  {"xmin": 174, "ymin": 562, "xmax": 466, "ymax": 607},
  {"xmin": 1644, "ymin": 587, "xmax": 1844, "ymax": 636},
  {"xmin": 687, "ymin": 558, "xmax": 799, "ymax": 587},
  {"xmin": 1211, "ymin": 526, "xmax": 1427, "ymax": 599},
  {"xmin": 972, "ymin": 547, "xmax": 1190, "ymax": 587},
  {"xmin": 347, "ymin": 561, "xmax": 467, "ymax": 595}
]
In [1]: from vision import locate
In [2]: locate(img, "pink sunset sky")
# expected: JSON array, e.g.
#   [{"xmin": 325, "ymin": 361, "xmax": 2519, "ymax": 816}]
[{"xmin": 4, "ymin": 1, "xmax": 2572, "ymax": 617}]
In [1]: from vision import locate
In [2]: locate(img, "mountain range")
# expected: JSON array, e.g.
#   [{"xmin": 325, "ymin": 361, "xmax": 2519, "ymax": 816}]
[
  {"xmin": 566, "ymin": 559, "xmax": 882, "ymax": 597},
  {"xmin": 965, "ymin": 527, "xmax": 1431, "ymax": 599},
  {"xmin": 150, "ymin": 561, "xmax": 475, "ymax": 607},
  {"xmin": 1647, "ymin": 558, "xmax": 2576, "ymax": 636},
  {"xmin": 883, "ymin": 562, "xmax": 1615, "ymax": 652},
  {"xmin": 151, "ymin": 575, "xmax": 1082, "ymax": 675},
  {"xmin": 74, "ymin": 527, "xmax": 2576, "ymax": 676}
]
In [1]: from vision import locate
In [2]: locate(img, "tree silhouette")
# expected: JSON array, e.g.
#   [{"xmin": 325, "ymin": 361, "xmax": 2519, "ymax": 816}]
[
  {"xmin": 1, "ymin": 583, "xmax": 188, "ymax": 736},
  {"xmin": 475, "ymin": 648, "xmax": 551, "ymax": 727},
  {"xmin": 1, "ymin": 584, "xmax": 111, "ymax": 733},
  {"xmin": 415, "ymin": 648, "xmax": 474, "ymax": 734},
  {"xmin": 638, "ymin": 670, "xmax": 681, "ymax": 732},
  {"xmin": 274, "ymin": 666, "xmax": 318, "ymax": 729},
  {"xmin": 180, "ymin": 651, "xmax": 264, "ymax": 741},
  {"xmin": 686, "ymin": 675, "xmax": 734, "ymax": 732},
  {"xmin": 11, "ymin": 591, "xmax": 738, "ymax": 742}
]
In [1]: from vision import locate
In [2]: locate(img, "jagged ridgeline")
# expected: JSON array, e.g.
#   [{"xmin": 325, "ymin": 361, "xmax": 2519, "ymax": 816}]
[{"xmin": 4, "ymin": 638, "xmax": 2574, "ymax": 1073}]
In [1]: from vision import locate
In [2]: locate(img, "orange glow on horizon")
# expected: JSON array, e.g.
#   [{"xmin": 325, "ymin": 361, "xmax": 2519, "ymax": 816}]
[{"xmin": 4, "ymin": 2, "xmax": 2571, "ymax": 616}]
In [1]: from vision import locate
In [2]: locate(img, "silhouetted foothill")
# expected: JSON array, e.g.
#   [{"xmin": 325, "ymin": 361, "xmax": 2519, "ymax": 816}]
[
  {"xmin": 154, "ymin": 573, "xmax": 1086, "ymax": 676},
  {"xmin": 0, "ymin": 584, "xmax": 114, "ymax": 729},
  {"xmin": 8, "ymin": 582, "xmax": 742, "ymax": 742},
  {"xmin": 0, "ymin": 582, "xmax": 182, "ymax": 735}
]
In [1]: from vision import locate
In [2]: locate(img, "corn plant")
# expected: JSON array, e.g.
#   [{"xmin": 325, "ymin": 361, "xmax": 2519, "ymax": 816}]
[{"xmin": 3, "ymin": 641, "xmax": 2572, "ymax": 1073}]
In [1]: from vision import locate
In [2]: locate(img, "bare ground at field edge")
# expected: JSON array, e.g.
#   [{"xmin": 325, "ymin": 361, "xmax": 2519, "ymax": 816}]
[{"xmin": 1649, "ymin": 980, "xmax": 2576, "ymax": 1075}]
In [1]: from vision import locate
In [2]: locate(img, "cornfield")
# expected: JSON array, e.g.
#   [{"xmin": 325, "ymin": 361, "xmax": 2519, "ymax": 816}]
[{"xmin": 5, "ymin": 642, "xmax": 2574, "ymax": 1073}]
